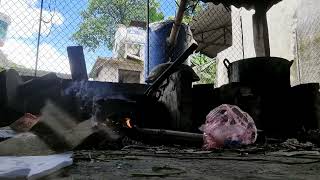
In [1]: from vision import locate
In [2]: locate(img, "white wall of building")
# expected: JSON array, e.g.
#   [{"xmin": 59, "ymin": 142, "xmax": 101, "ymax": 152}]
[
  {"xmin": 215, "ymin": 1, "xmax": 301, "ymax": 87},
  {"xmin": 216, "ymin": 7, "xmax": 256, "ymax": 87},
  {"xmin": 113, "ymin": 25, "xmax": 146, "ymax": 60},
  {"xmin": 95, "ymin": 66, "xmax": 118, "ymax": 83},
  {"xmin": 94, "ymin": 60, "xmax": 144, "ymax": 84},
  {"xmin": 295, "ymin": 0, "xmax": 320, "ymax": 84},
  {"xmin": 267, "ymin": 0, "xmax": 299, "ymax": 61}
]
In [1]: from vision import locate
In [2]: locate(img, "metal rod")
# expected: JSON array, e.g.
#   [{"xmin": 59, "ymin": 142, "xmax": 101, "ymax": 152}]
[
  {"xmin": 240, "ymin": 10, "xmax": 245, "ymax": 59},
  {"xmin": 34, "ymin": 0, "xmax": 44, "ymax": 77},
  {"xmin": 295, "ymin": 29, "xmax": 302, "ymax": 83},
  {"xmin": 146, "ymin": 0, "xmax": 150, "ymax": 77},
  {"xmin": 136, "ymin": 127, "xmax": 203, "ymax": 142}
]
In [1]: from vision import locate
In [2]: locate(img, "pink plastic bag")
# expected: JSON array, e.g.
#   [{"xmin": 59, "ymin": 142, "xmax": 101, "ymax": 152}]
[{"xmin": 200, "ymin": 104, "xmax": 257, "ymax": 149}]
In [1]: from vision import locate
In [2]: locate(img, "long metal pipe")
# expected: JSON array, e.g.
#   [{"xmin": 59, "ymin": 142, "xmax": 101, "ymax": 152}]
[
  {"xmin": 136, "ymin": 127, "xmax": 203, "ymax": 143},
  {"xmin": 146, "ymin": 0, "xmax": 150, "ymax": 77},
  {"xmin": 35, "ymin": 0, "xmax": 44, "ymax": 77}
]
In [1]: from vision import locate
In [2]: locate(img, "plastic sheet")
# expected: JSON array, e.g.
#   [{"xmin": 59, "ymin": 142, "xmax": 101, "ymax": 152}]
[{"xmin": 201, "ymin": 104, "xmax": 257, "ymax": 149}]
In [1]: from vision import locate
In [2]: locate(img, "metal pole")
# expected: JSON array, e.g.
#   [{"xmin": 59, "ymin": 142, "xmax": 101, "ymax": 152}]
[
  {"xmin": 295, "ymin": 29, "xmax": 302, "ymax": 84},
  {"xmin": 35, "ymin": 0, "xmax": 44, "ymax": 77},
  {"xmin": 240, "ymin": 9, "xmax": 245, "ymax": 59},
  {"xmin": 147, "ymin": 0, "xmax": 150, "ymax": 77}
]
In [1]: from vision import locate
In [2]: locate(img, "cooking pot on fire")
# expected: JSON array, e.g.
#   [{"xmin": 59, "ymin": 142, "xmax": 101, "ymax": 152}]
[{"xmin": 223, "ymin": 57, "xmax": 293, "ymax": 91}]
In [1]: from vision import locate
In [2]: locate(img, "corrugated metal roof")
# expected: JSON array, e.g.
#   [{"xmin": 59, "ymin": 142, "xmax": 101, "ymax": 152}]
[{"xmin": 202, "ymin": 0, "xmax": 282, "ymax": 10}]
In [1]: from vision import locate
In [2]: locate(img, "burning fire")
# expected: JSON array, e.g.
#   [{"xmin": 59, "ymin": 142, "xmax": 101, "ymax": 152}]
[{"xmin": 125, "ymin": 117, "xmax": 132, "ymax": 128}]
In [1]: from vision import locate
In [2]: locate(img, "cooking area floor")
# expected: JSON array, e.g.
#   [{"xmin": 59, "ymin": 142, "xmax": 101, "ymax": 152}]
[{"xmin": 44, "ymin": 144, "xmax": 320, "ymax": 180}]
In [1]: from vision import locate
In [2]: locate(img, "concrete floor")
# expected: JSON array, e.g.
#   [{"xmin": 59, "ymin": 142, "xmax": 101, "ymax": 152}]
[{"xmin": 43, "ymin": 146, "xmax": 320, "ymax": 180}]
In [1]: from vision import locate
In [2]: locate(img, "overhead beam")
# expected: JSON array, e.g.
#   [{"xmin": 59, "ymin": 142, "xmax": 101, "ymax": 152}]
[{"xmin": 252, "ymin": 4, "xmax": 270, "ymax": 57}]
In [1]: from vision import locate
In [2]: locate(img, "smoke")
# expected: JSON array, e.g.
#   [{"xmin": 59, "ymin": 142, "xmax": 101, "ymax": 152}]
[
  {"xmin": 64, "ymin": 80, "xmax": 128, "ymax": 102},
  {"xmin": 63, "ymin": 80, "xmax": 130, "ymax": 117}
]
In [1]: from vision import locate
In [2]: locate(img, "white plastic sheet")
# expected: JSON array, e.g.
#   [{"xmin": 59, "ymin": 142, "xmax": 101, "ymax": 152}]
[{"xmin": 0, "ymin": 152, "xmax": 73, "ymax": 179}]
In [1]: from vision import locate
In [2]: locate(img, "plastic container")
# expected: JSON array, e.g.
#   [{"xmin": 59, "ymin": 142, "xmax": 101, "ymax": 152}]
[{"xmin": 145, "ymin": 20, "xmax": 192, "ymax": 79}]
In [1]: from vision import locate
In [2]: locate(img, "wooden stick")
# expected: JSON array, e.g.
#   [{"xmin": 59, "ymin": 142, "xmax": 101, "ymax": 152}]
[
  {"xmin": 67, "ymin": 46, "xmax": 88, "ymax": 81},
  {"xmin": 167, "ymin": 0, "xmax": 188, "ymax": 55}
]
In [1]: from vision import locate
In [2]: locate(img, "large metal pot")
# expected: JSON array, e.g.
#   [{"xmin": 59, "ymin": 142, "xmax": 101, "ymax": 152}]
[{"xmin": 223, "ymin": 57, "xmax": 293, "ymax": 91}]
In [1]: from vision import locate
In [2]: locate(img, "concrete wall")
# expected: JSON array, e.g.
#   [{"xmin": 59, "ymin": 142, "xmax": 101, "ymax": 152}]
[
  {"xmin": 268, "ymin": 0, "xmax": 320, "ymax": 85},
  {"xmin": 95, "ymin": 66, "xmax": 118, "ymax": 83},
  {"xmin": 267, "ymin": 0, "xmax": 299, "ymax": 85},
  {"xmin": 267, "ymin": 0, "xmax": 298, "ymax": 61},
  {"xmin": 215, "ymin": 7, "xmax": 256, "ymax": 87},
  {"xmin": 296, "ymin": 0, "xmax": 320, "ymax": 85},
  {"xmin": 94, "ymin": 60, "xmax": 144, "ymax": 84}
]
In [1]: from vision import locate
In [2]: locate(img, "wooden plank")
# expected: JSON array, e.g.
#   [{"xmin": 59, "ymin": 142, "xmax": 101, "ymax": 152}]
[
  {"xmin": 67, "ymin": 46, "xmax": 88, "ymax": 81},
  {"xmin": 252, "ymin": 6, "xmax": 270, "ymax": 57}
]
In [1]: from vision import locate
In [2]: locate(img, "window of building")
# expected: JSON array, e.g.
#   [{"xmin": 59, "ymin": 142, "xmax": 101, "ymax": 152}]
[
  {"xmin": 118, "ymin": 69, "xmax": 140, "ymax": 83},
  {"xmin": 127, "ymin": 44, "xmax": 141, "ymax": 57}
]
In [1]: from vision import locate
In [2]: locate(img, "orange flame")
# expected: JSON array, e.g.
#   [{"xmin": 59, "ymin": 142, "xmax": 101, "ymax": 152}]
[{"xmin": 125, "ymin": 118, "xmax": 132, "ymax": 128}]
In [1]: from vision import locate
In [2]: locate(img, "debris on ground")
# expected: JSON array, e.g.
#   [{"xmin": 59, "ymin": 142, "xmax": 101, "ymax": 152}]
[
  {"xmin": 0, "ymin": 126, "xmax": 17, "ymax": 141},
  {"xmin": 10, "ymin": 113, "xmax": 39, "ymax": 132},
  {"xmin": 0, "ymin": 113, "xmax": 38, "ymax": 142},
  {"xmin": 269, "ymin": 150, "xmax": 320, "ymax": 157},
  {"xmin": 0, "ymin": 100, "xmax": 121, "ymax": 156},
  {"xmin": 281, "ymin": 138, "xmax": 315, "ymax": 150},
  {"xmin": 0, "ymin": 132, "xmax": 55, "ymax": 156}
]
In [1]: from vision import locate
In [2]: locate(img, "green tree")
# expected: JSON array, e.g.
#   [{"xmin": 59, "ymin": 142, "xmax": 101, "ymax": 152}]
[
  {"xmin": 72, "ymin": 0, "xmax": 164, "ymax": 51},
  {"xmin": 191, "ymin": 54, "xmax": 216, "ymax": 84},
  {"xmin": 167, "ymin": 0, "xmax": 202, "ymax": 24}
]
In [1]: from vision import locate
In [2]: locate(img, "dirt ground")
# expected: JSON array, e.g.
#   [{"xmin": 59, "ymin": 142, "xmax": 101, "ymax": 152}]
[{"xmin": 42, "ymin": 144, "xmax": 320, "ymax": 180}]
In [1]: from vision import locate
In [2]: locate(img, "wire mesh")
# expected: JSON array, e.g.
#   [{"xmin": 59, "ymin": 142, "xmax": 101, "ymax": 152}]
[
  {"xmin": 0, "ymin": 0, "xmax": 252, "ymax": 85},
  {"xmin": 295, "ymin": 0, "xmax": 320, "ymax": 85}
]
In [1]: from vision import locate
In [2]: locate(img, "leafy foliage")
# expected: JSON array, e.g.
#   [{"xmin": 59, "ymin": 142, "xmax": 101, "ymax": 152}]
[
  {"xmin": 72, "ymin": 0, "xmax": 164, "ymax": 51},
  {"xmin": 184, "ymin": 2, "xmax": 216, "ymax": 84},
  {"xmin": 191, "ymin": 54, "xmax": 216, "ymax": 84}
]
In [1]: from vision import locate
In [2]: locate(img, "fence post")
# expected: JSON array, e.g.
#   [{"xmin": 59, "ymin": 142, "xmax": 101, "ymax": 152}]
[{"xmin": 34, "ymin": 0, "xmax": 44, "ymax": 77}]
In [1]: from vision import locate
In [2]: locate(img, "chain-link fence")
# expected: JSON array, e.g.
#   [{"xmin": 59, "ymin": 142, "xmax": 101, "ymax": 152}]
[
  {"xmin": 0, "ymin": 0, "xmax": 247, "ymax": 85},
  {"xmin": 4, "ymin": 0, "xmax": 317, "ymax": 87},
  {"xmin": 295, "ymin": 0, "xmax": 320, "ymax": 85}
]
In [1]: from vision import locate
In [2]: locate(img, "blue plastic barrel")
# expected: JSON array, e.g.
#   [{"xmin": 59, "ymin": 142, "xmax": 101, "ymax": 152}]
[{"xmin": 144, "ymin": 20, "xmax": 191, "ymax": 79}]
